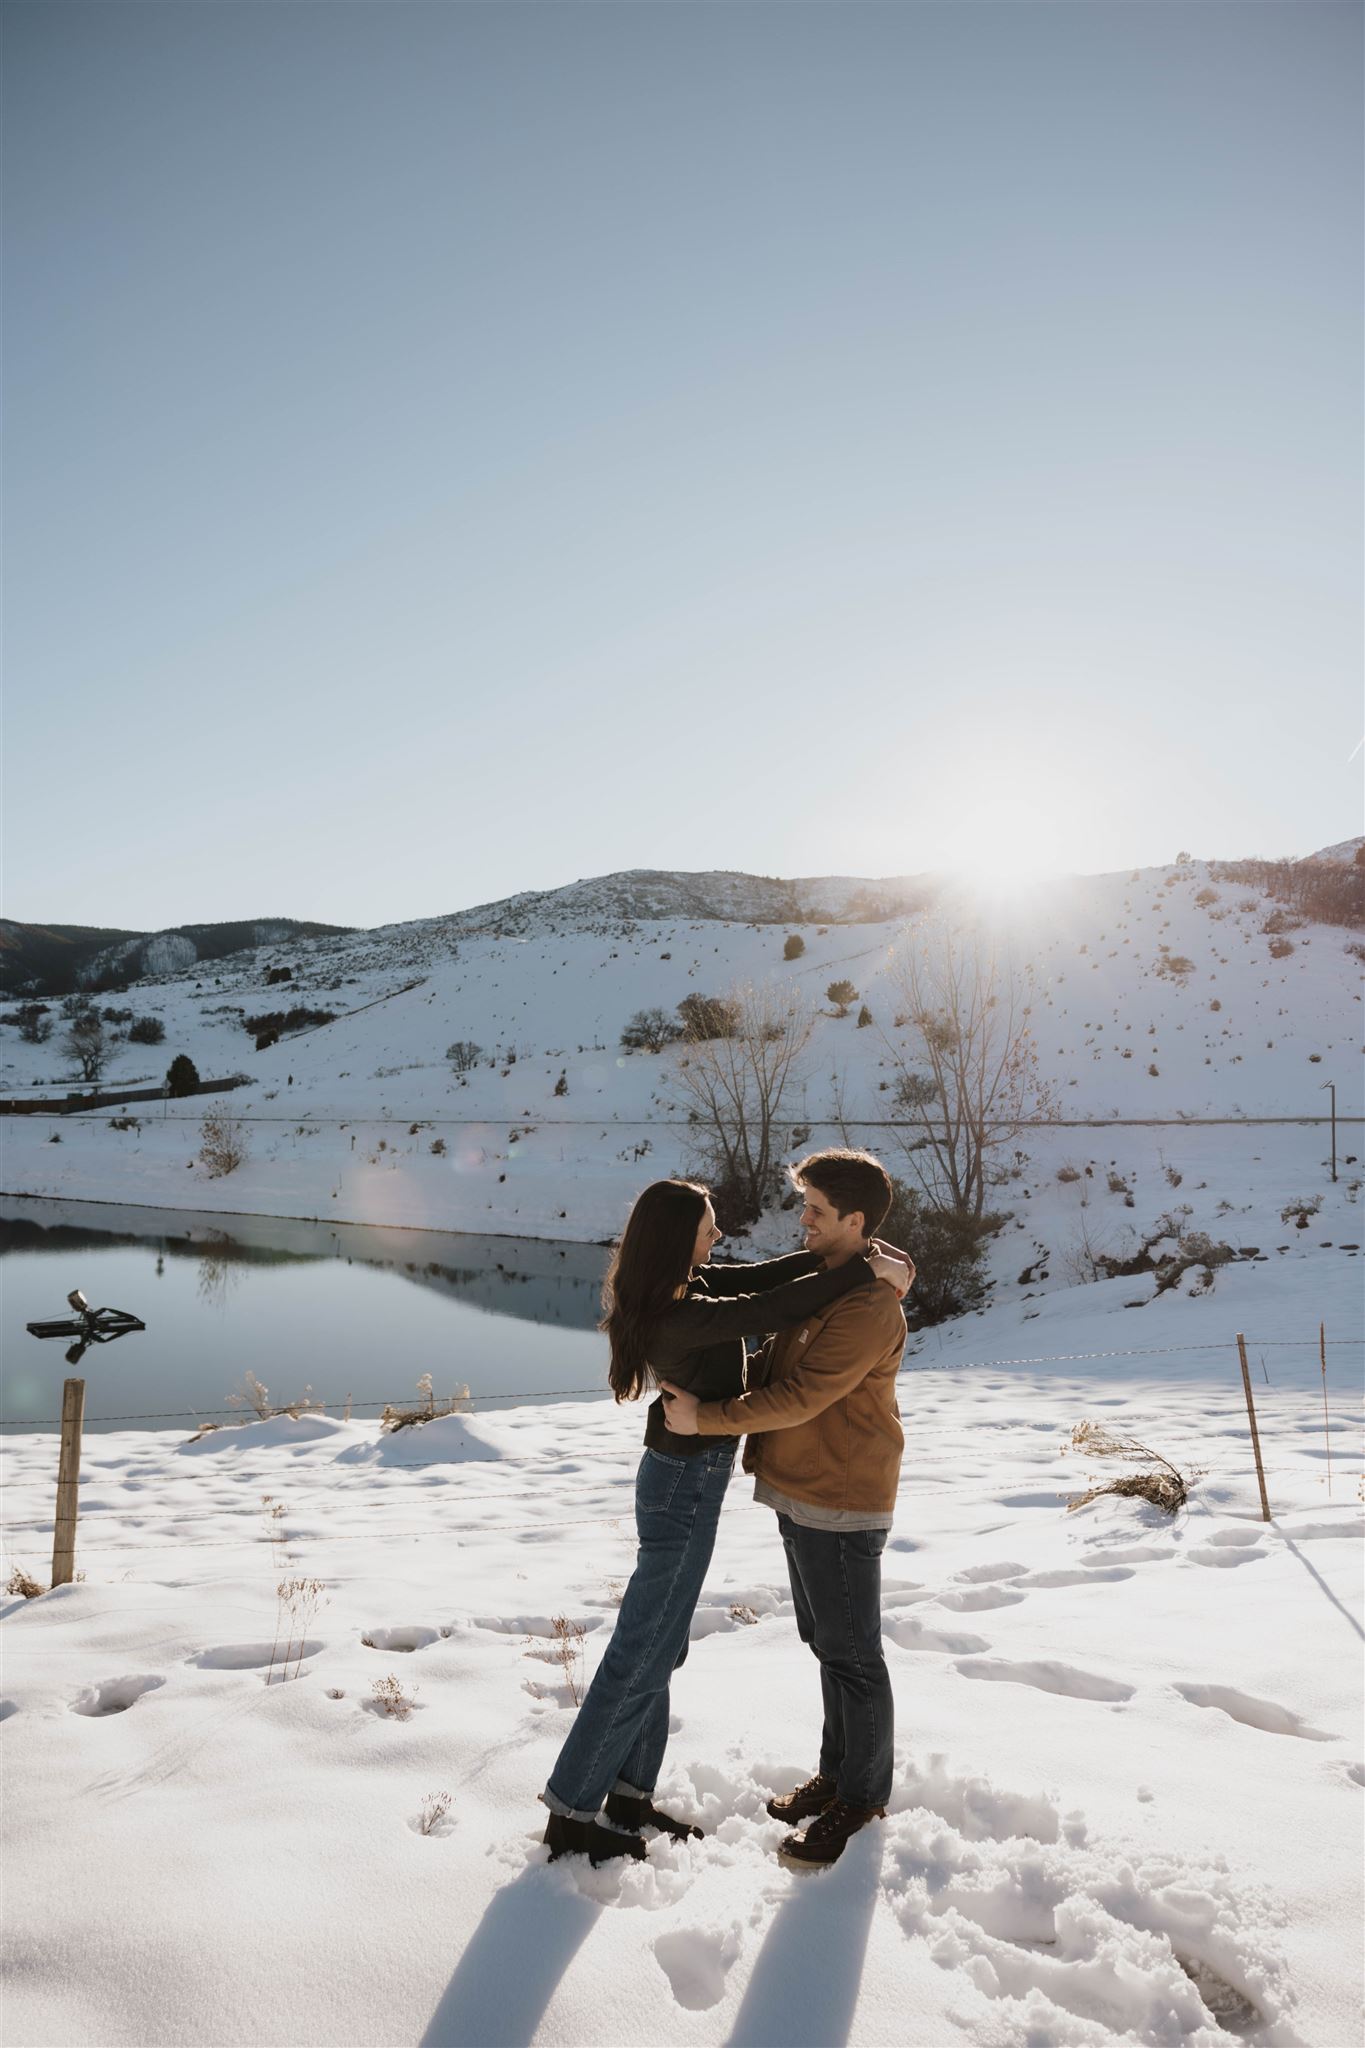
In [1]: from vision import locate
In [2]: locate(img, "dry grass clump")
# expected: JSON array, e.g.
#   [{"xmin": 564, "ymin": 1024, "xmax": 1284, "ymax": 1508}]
[
  {"xmin": 218, "ymin": 1370, "xmax": 323, "ymax": 1426},
  {"xmin": 1071, "ymin": 1469, "xmax": 1187, "ymax": 1513},
  {"xmin": 550, "ymin": 1616, "xmax": 587, "ymax": 1705},
  {"xmin": 418, "ymin": 1791, "xmax": 453, "ymax": 1835},
  {"xmin": 372, "ymin": 1673, "xmax": 418, "ymax": 1719},
  {"xmin": 381, "ymin": 1372, "xmax": 471, "ymax": 1432},
  {"xmin": 1065, "ymin": 1420, "xmax": 1189, "ymax": 1515},
  {"xmin": 5, "ymin": 1565, "xmax": 44, "ymax": 1599},
  {"xmin": 269, "ymin": 1576, "xmax": 329, "ymax": 1684}
]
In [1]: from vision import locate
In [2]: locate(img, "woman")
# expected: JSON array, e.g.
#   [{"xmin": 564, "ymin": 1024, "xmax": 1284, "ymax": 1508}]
[{"xmin": 540, "ymin": 1178, "xmax": 907, "ymax": 1865}]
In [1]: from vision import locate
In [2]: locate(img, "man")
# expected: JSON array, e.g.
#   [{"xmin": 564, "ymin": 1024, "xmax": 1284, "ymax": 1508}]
[{"xmin": 660, "ymin": 1148, "xmax": 909, "ymax": 1865}]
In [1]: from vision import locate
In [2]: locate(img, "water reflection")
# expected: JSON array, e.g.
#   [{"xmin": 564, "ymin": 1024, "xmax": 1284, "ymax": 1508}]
[{"xmin": 1, "ymin": 1197, "xmax": 612, "ymax": 1434}]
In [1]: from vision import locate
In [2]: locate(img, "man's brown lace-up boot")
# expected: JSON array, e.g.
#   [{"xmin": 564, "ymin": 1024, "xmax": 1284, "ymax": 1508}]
[
  {"xmin": 765, "ymin": 1771, "xmax": 837, "ymax": 1824},
  {"xmin": 778, "ymin": 1798, "xmax": 885, "ymax": 1865}
]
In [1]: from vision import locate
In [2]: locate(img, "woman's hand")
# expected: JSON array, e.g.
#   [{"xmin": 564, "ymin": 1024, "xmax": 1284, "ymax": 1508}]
[
  {"xmin": 658, "ymin": 1382, "xmax": 700, "ymax": 1435},
  {"xmin": 869, "ymin": 1249, "xmax": 913, "ymax": 1297}
]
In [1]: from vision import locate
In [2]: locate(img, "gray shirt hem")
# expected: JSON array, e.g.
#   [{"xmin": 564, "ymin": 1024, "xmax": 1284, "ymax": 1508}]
[{"xmin": 753, "ymin": 1477, "xmax": 894, "ymax": 1533}]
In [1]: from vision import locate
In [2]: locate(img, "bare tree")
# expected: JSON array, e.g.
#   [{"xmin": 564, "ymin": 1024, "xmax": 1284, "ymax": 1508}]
[
  {"xmin": 882, "ymin": 923, "xmax": 1057, "ymax": 1219},
  {"xmin": 620, "ymin": 1007, "xmax": 682, "ymax": 1054},
  {"xmin": 671, "ymin": 981, "xmax": 814, "ymax": 1224},
  {"xmin": 63, "ymin": 1013, "xmax": 108, "ymax": 1085}
]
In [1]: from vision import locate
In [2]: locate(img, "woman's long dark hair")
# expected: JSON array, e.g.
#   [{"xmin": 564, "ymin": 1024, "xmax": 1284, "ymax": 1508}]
[{"xmin": 602, "ymin": 1179, "xmax": 709, "ymax": 1402}]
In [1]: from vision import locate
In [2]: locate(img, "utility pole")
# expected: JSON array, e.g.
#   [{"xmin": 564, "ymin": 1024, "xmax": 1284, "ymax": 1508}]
[{"xmin": 1320, "ymin": 1080, "xmax": 1337, "ymax": 1183}]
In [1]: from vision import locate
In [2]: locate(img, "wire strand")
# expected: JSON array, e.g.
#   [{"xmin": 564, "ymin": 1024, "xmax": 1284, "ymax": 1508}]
[{"xmin": 5, "ymin": 1337, "xmax": 1361, "ymax": 1430}]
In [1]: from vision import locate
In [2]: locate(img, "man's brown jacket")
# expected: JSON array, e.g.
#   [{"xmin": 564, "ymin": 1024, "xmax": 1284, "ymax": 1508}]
[{"xmin": 692, "ymin": 1279, "xmax": 906, "ymax": 1516}]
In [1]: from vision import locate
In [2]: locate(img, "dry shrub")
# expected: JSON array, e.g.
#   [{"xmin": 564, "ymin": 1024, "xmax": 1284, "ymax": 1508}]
[
  {"xmin": 5, "ymin": 1565, "xmax": 44, "ymax": 1599},
  {"xmin": 550, "ymin": 1616, "xmax": 587, "ymax": 1705},
  {"xmin": 199, "ymin": 1110, "xmax": 249, "ymax": 1177},
  {"xmin": 382, "ymin": 1373, "xmax": 471, "ymax": 1431},
  {"xmin": 372, "ymin": 1673, "xmax": 418, "ymax": 1719},
  {"xmin": 1065, "ymin": 1420, "xmax": 1189, "ymax": 1515},
  {"xmin": 418, "ymin": 1791, "xmax": 452, "ymax": 1835}
]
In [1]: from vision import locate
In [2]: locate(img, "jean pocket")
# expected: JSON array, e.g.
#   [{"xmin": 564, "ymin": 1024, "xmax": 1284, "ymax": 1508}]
[
  {"xmin": 636, "ymin": 1448, "xmax": 690, "ymax": 1516},
  {"xmin": 856, "ymin": 1528, "xmax": 888, "ymax": 1560}
]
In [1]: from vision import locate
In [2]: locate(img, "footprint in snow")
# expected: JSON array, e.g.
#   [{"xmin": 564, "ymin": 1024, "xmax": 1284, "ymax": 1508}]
[
  {"xmin": 882, "ymin": 1582, "xmax": 932, "ymax": 1607},
  {"xmin": 473, "ymin": 1615, "xmax": 602, "ymax": 1640},
  {"xmin": 1081, "ymin": 1543, "xmax": 1173, "ymax": 1566},
  {"xmin": 936, "ymin": 1586, "xmax": 1028, "ymax": 1612},
  {"xmin": 361, "ymin": 1626, "xmax": 441, "ymax": 1654},
  {"xmin": 1175, "ymin": 1682, "xmax": 1338, "ymax": 1741},
  {"xmin": 884, "ymin": 1613, "xmax": 990, "ymax": 1656},
  {"xmin": 191, "ymin": 1641, "xmax": 323, "ymax": 1671},
  {"xmin": 652, "ymin": 1924, "xmax": 742, "ymax": 2011},
  {"xmin": 71, "ymin": 1674, "xmax": 166, "ymax": 1717},
  {"xmin": 1187, "ymin": 1543, "xmax": 1266, "ymax": 1569},
  {"xmin": 955, "ymin": 1658, "xmax": 1135, "ymax": 1703},
  {"xmin": 1020, "ymin": 1566, "xmax": 1135, "ymax": 1588},
  {"xmin": 1279, "ymin": 1518, "xmax": 1365, "ymax": 1542}
]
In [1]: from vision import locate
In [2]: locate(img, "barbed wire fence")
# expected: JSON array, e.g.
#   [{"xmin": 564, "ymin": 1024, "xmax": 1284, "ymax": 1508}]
[{"xmin": 2, "ymin": 1334, "xmax": 1360, "ymax": 1587}]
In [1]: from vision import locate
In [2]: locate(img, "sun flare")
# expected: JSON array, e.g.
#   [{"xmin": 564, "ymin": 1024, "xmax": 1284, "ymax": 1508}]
[{"xmin": 940, "ymin": 824, "xmax": 1069, "ymax": 901}]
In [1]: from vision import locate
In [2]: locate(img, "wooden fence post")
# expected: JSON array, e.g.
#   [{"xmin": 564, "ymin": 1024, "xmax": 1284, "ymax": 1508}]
[
  {"xmin": 1319, "ymin": 1321, "xmax": 1332, "ymax": 1498},
  {"xmin": 51, "ymin": 1377, "xmax": 86, "ymax": 1587},
  {"xmin": 1235, "ymin": 1335, "xmax": 1271, "ymax": 1523}
]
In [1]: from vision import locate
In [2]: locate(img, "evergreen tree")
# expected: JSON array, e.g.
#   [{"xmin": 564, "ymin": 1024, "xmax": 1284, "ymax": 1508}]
[{"xmin": 166, "ymin": 1054, "xmax": 200, "ymax": 1097}]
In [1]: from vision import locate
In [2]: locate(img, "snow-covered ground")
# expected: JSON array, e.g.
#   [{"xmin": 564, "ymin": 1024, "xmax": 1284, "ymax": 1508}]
[{"xmin": 3, "ymin": 1249, "xmax": 1361, "ymax": 2048}]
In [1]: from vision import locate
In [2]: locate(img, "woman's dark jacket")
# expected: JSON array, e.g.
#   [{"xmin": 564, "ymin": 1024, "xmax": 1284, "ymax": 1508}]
[{"xmin": 640, "ymin": 1250, "xmax": 876, "ymax": 1458}]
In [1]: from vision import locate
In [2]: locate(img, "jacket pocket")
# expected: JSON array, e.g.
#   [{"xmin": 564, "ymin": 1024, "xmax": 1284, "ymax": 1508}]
[{"xmin": 768, "ymin": 1415, "xmax": 822, "ymax": 1486}]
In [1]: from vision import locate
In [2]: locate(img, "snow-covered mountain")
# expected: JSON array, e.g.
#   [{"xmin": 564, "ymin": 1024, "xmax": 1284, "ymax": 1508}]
[
  {"xmin": 1, "ymin": 850, "xmax": 1360, "ymax": 1249},
  {"xmin": 0, "ymin": 916, "xmax": 353, "ymax": 997},
  {"xmin": 1309, "ymin": 835, "xmax": 1365, "ymax": 865}
]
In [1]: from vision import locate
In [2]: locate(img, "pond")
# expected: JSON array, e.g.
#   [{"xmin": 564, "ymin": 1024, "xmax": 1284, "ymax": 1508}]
[{"xmin": 0, "ymin": 1197, "xmax": 613, "ymax": 1435}]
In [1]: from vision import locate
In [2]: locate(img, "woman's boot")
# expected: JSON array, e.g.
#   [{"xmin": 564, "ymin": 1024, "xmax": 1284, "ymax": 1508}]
[
  {"xmin": 604, "ymin": 1791, "xmax": 704, "ymax": 1842},
  {"xmin": 543, "ymin": 1811, "xmax": 648, "ymax": 1865}
]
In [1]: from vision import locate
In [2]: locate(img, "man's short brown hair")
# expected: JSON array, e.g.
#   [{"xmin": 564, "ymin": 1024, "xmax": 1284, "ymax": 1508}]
[{"xmin": 791, "ymin": 1148, "xmax": 892, "ymax": 1236}]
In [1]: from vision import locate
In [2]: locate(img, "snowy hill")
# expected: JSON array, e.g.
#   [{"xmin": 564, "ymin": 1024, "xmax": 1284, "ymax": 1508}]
[
  {"xmin": 1308, "ymin": 834, "xmax": 1365, "ymax": 865},
  {"xmin": 1, "ymin": 852, "xmax": 1360, "ymax": 1251},
  {"xmin": 0, "ymin": 915, "xmax": 354, "ymax": 997}
]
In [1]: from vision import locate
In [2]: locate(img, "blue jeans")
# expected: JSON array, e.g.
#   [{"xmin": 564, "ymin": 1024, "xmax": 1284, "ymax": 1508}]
[
  {"xmin": 543, "ymin": 1441, "xmax": 736, "ymax": 1822},
  {"xmin": 777, "ymin": 1514, "xmax": 894, "ymax": 1809}
]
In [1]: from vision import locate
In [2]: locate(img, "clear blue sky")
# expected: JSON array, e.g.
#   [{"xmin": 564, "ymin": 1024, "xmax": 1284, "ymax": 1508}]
[{"xmin": 3, "ymin": 1, "xmax": 1360, "ymax": 931}]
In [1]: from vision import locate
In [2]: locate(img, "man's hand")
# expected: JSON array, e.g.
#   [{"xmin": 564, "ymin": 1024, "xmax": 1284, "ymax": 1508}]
[
  {"xmin": 658, "ymin": 1382, "xmax": 700, "ymax": 1435},
  {"xmin": 869, "ymin": 1249, "xmax": 913, "ymax": 1298}
]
